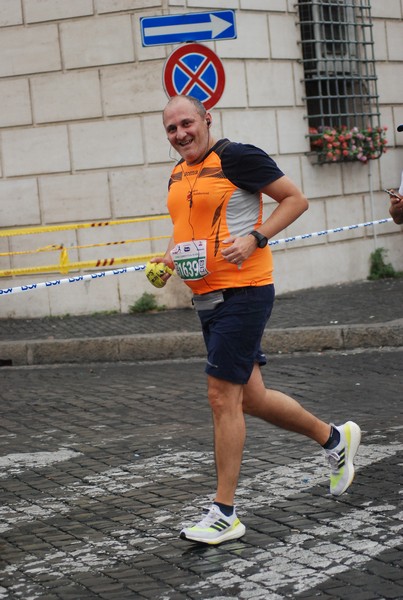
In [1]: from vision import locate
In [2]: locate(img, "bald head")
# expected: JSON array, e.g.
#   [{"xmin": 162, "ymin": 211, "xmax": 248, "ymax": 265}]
[{"xmin": 163, "ymin": 95, "xmax": 207, "ymax": 121}]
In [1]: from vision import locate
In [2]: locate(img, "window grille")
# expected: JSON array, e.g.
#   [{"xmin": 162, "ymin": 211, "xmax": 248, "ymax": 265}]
[{"xmin": 297, "ymin": 0, "xmax": 380, "ymax": 133}]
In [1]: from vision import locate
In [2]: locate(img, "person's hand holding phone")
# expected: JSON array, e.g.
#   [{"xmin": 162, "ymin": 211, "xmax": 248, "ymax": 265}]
[{"xmin": 385, "ymin": 188, "xmax": 403, "ymax": 225}]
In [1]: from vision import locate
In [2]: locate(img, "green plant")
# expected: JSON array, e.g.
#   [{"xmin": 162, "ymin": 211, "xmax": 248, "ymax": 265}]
[
  {"xmin": 368, "ymin": 248, "xmax": 398, "ymax": 280},
  {"xmin": 129, "ymin": 292, "xmax": 165, "ymax": 313},
  {"xmin": 309, "ymin": 125, "xmax": 388, "ymax": 164}
]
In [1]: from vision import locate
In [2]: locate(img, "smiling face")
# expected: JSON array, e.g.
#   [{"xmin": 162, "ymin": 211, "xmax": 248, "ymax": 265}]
[{"xmin": 163, "ymin": 96, "xmax": 214, "ymax": 165}]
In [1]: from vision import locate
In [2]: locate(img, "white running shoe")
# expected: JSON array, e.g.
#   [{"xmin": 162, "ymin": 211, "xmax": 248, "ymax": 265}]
[
  {"xmin": 325, "ymin": 421, "xmax": 361, "ymax": 496},
  {"xmin": 180, "ymin": 504, "xmax": 246, "ymax": 545}
]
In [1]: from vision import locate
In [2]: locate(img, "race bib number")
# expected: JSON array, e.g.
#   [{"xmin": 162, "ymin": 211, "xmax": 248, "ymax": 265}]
[{"xmin": 170, "ymin": 240, "xmax": 210, "ymax": 281}]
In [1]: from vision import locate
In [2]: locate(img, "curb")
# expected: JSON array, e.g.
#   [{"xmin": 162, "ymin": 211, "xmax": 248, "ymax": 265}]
[{"xmin": 0, "ymin": 320, "xmax": 402, "ymax": 366}]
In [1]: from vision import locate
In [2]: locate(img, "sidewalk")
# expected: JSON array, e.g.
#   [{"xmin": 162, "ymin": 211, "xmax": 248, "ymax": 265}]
[{"xmin": 0, "ymin": 277, "xmax": 402, "ymax": 365}]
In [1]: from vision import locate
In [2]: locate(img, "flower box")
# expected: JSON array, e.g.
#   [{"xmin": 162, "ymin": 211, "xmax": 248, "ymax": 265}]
[{"xmin": 308, "ymin": 125, "xmax": 388, "ymax": 165}]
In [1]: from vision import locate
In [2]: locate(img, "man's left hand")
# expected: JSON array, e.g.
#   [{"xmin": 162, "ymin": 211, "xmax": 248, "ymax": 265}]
[{"xmin": 221, "ymin": 235, "xmax": 258, "ymax": 267}]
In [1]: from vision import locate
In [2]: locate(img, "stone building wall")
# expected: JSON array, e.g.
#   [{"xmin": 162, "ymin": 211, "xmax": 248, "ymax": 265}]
[{"xmin": 0, "ymin": 0, "xmax": 402, "ymax": 317}]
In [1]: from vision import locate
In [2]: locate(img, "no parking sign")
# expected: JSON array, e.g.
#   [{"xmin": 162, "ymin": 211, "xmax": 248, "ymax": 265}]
[{"xmin": 163, "ymin": 43, "xmax": 225, "ymax": 110}]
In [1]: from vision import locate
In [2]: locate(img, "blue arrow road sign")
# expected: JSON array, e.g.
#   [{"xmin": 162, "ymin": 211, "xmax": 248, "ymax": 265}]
[{"xmin": 140, "ymin": 11, "xmax": 236, "ymax": 47}]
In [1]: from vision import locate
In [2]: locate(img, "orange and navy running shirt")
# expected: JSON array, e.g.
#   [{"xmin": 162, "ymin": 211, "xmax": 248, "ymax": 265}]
[{"xmin": 167, "ymin": 139, "xmax": 284, "ymax": 295}]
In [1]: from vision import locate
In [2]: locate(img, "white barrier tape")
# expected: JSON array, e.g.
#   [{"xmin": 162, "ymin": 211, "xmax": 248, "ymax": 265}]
[
  {"xmin": 0, "ymin": 266, "xmax": 145, "ymax": 297},
  {"xmin": 269, "ymin": 217, "xmax": 393, "ymax": 246},
  {"xmin": 0, "ymin": 217, "xmax": 395, "ymax": 297}
]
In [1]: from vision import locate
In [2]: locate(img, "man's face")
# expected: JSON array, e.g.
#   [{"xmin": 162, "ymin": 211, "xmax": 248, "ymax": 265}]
[{"xmin": 163, "ymin": 98, "xmax": 210, "ymax": 165}]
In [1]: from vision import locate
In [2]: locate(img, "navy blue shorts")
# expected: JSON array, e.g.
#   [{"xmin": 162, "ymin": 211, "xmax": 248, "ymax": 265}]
[{"xmin": 197, "ymin": 284, "xmax": 275, "ymax": 385}]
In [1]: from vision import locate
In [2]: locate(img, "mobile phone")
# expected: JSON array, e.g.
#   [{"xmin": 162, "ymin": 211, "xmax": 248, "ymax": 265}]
[{"xmin": 383, "ymin": 189, "xmax": 400, "ymax": 199}]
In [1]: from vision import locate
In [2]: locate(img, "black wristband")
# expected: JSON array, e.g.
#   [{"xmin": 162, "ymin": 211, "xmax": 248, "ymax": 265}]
[{"xmin": 249, "ymin": 230, "xmax": 268, "ymax": 248}]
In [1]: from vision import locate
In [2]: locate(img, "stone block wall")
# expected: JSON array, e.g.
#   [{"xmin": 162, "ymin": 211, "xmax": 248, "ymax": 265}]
[{"xmin": 0, "ymin": 0, "xmax": 402, "ymax": 318}]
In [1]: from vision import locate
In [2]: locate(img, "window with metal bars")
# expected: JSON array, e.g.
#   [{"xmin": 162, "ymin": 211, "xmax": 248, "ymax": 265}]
[{"xmin": 297, "ymin": 0, "xmax": 386, "ymax": 163}]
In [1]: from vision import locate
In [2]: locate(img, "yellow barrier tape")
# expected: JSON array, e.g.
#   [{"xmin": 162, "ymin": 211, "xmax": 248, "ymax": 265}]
[
  {"xmin": 0, "ymin": 215, "xmax": 170, "ymax": 238},
  {"xmin": 0, "ymin": 235, "xmax": 171, "ymax": 258},
  {"xmin": 0, "ymin": 244, "xmax": 63, "ymax": 257},
  {"xmin": 0, "ymin": 254, "xmax": 161, "ymax": 277}
]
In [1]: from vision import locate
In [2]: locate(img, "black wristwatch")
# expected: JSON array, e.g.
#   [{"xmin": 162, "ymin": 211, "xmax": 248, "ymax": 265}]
[{"xmin": 249, "ymin": 230, "xmax": 268, "ymax": 248}]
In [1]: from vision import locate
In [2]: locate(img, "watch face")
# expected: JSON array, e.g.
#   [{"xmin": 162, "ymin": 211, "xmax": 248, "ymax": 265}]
[{"xmin": 251, "ymin": 231, "xmax": 267, "ymax": 248}]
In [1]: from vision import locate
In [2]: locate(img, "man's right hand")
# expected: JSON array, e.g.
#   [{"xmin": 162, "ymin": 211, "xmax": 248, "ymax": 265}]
[{"xmin": 145, "ymin": 260, "xmax": 174, "ymax": 288}]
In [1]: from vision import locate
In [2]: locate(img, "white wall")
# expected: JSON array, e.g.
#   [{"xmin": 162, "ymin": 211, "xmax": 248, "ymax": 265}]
[{"xmin": 0, "ymin": 0, "xmax": 402, "ymax": 318}]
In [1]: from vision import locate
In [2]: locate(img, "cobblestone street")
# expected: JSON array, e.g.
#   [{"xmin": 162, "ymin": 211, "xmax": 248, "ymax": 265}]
[{"xmin": 1, "ymin": 349, "xmax": 402, "ymax": 599}]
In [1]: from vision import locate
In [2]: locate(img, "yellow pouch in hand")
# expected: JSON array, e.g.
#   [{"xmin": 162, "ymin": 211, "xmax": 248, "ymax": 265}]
[{"xmin": 145, "ymin": 262, "xmax": 173, "ymax": 288}]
